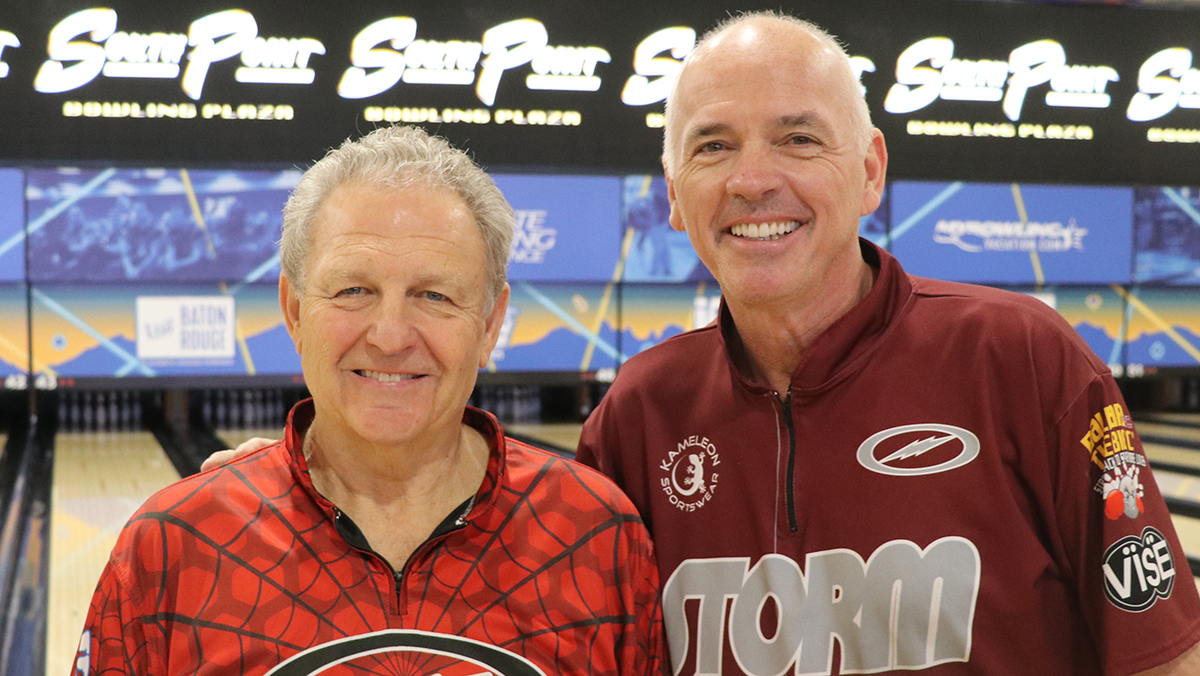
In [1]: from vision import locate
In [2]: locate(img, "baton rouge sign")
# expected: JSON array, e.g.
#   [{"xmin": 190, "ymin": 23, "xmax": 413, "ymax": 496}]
[
  {"xmin": 857, "ymin": 423, "xmax": 981, "ymax": 477},
  {"xmin": 264, "ymin": 630, "xmax": 548, "ymax": 676},
  {"xmin": 1102, "ymin": 527, "xmax": 1176, "ymax": 612}
]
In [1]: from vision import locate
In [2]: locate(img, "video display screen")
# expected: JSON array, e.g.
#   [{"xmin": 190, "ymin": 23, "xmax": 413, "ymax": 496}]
[
  {"xmin": 0, "ymin": 283, "xmax": 28, "ymax": 381},
  {"xmin": 890, "ymin": 181, "xmax": 1133, "ymax": 285},
  {"xmin": 0, "ymin": 168, "xmax": 24, "ymax": 282},
  {"xmin": 1134, "ymin": 186, "xmax": 1200, "ymax": 285},
  {"xmin": 495, "ymin": 174, "xmax": 622, "ymax": 283},
  {"xmin": 30, "ymin": 282, "xmax": 294, "ymax": 379},
  {"xmin": 1123, "ymin": 287, "xmax": 1200, "ymax": 370},
  {"xmin": 25, "ymin": 167, "xmax": 297, "ymax": 283},
  {"xmin": 488, "ymin": 281, "xmax": 619, "ymax": 372}
]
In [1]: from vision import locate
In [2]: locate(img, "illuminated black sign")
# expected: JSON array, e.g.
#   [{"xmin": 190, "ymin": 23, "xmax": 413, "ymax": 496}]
[{"xmin": 0, "ymin": 0, "xmax": 1197, "ymax": 184}]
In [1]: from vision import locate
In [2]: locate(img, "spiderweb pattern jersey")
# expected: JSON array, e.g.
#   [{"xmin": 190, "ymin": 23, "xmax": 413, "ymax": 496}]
[{"xmin": 78, "ymin": 402, "xmax": 665, "ymax": 676}]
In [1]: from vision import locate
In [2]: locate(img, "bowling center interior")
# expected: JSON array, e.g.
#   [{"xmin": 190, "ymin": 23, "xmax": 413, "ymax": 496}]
[{"xmin": 4, "ymin": 0, "xmax": 1200, "ymax": 674}]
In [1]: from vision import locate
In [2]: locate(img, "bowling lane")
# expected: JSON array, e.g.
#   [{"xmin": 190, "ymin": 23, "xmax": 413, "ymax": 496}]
[
  {"xmin": 1135, "ymin": 420, "xmax": 1200, "ymax": 445},
  {"xmin": 217, "ymin": 427, "xmax": 287, "ymax": 454},
  {"xmin": 1137, "ymin": 412, "xmax": 1200, "ymax": 428},
  {"xmin": 505, "ymin": 423, "xmax": 582, "ymax": 454},
  {"xmin": 47, "ymin": 430, "xmax": 180, "ymax": 676}
]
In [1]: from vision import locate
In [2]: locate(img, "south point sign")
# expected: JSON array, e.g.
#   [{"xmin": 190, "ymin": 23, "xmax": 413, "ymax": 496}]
[{"xmin": 34, "ymin": 9, "xmax": 325, "ymax": 99}]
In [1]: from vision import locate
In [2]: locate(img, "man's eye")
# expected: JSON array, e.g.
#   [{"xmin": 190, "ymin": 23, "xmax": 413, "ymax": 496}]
[
  {"xmin": 335, "ymin": 287, "xmax": 365, "ymax": 297},
  {"xmin": 788, "ymin": 135, "xmax": 814, "ymax": 146},
  {"xmin": 696, "ymin": 141, "xmax": 726, "ymax": 154},
  {"xmin": 425, "ymin": 291, "xmax": 447, "ymax": 302}
]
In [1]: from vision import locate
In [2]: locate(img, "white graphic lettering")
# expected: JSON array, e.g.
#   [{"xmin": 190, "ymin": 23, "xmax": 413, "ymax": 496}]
[
  {"xmin": 136, "ymin": 296, "xmax": 236, "ymax": 361},
  {"xmin": 885, "ymin": 37, "xmax": 1118, "ymax": 121},
  {"xmin": 478, "ymin": 20, "xmax": 545, "ymax": 106},
  {"xmin": 340, "ymin": 18, "xmax": 417, "ymax": 99},
  {"xmin": 1102, "ymin": 527, "xmax": 1175, "ymax": 612},
  {"xmin": 663, "ymin": 539, "xmax": 980, "ymax": 675},
  {"xmin": 0, "ymin": 30, "xmax": 19, "ymax": 78},
  {"xmin": 339, "ymin": 18, "xmax": 485, "ymax": 99},
  {"xmin": 933, "ymin": 218, "xmax": 1088, "ymax": 253},
  {"xmin": 509, "ymin": 210, "xmax": 556, "ymax": 264},
  {"xmin": 183, "ymin": 10, "xmax": 257, "ymax": 99},
  {"xmin": 857, "ymin": 424, "xmax": 980, "ymax": 477},
  {"xmin": 850, "ymin": 55, "xmax": 876, "ymax": 96},
  {"xmin": 477, "ymin": 19, "xmax": 609, "ymax": 106},
  {"xmin": 658, "ymin": 435, "xmax": 720, "ymax": 512},
  {"xmin": 75, "ymin": 629, "xmax": 90, "ymax": 676},
  {"xmin": 34, "ymin": 9, "xmax": 118, "ymax": 93},
  {"xmin": 621, "ymin": 27, "xmax": 695, "ymax": 106},
  {"xmin": 1127, "ymin": 48, "xmax": 1200, "ymax": 122},
  {"xmin": 35, "ymin": 9, "xmax": 322, "ymax": 99}
]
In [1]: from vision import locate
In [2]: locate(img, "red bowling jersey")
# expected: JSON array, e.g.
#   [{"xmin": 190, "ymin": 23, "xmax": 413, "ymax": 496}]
[
  {"xmin": 77, "ymin": 402, "xmax": 665, "ymax": 676},
  {"xmin": 578, "ymin": 241, "xmax": 1200, "ymax": 676}
]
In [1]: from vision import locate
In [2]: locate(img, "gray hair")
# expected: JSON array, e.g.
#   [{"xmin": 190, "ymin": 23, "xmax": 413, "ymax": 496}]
[
  {"xmin": 662, "ymin": 11, "xmax": 874, "ymax": 176},
  {"xmin": 281, "ymin": 125, "xmax": 513, "ymax": 308}
]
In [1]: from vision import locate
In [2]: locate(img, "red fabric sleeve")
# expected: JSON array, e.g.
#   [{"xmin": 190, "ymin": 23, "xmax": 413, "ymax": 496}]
[{"xmin": 1053, "ymin": 373, "xmax": 1200, "ymax": 675}]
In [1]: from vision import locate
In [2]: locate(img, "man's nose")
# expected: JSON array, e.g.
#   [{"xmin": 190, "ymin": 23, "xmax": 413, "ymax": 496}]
[
  {"xmin": 725, "ymin": 143, "xmax": 784, "ymax": 202},
  {"xmin": 366, "ymin": 299, "xmax": 420, "ymax": 354}
]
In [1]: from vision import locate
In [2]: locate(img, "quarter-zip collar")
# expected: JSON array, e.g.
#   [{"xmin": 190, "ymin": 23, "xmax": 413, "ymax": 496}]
[
  {"xmin": 716, "ymin": 239, "xmax": 913, "ymax": 396},
  {"xmin": 283, "ymin": 399, "xmax": 509, "ymax": 531}
]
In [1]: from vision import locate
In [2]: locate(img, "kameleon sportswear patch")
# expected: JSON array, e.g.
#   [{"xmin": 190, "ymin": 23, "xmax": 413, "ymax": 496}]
[
  {"xmin": 857, "ymin": 424, "xmax": 980, "ymax": 476},
  {"xmin": 658, "ymin": 434, "xmax": 719, "ymax": 511},
  {"xmin": 1102, "ymin": 527, "xmax": 1176, "ymax": 612},
  {"xmin": 264, "ymin": 630, "xmax": 548, "ymax": 676}
]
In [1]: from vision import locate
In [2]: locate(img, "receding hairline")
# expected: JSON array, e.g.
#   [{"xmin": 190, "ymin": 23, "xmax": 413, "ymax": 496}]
[{"xmin": 663, "ymin": 13, "xmax": 872, "ymax": 173}]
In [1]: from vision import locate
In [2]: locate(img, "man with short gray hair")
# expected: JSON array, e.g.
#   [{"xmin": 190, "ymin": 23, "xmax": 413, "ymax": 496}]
[
  {"xmin": 578, "ymin": 11, "xmax": 1200, "ymax": 676},
  {"xmin": 77, "ymin": 125, "xmax": 666, "ymax": 676}
]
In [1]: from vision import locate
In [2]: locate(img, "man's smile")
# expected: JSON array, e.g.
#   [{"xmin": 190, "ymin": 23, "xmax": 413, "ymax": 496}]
[
  {"xmin": 729, "ymin": 220, "xmax": 802, "ymax": 241},
  {"xmin": 354, "ymin": 369, "xmax": 424, "ymax": 383}
]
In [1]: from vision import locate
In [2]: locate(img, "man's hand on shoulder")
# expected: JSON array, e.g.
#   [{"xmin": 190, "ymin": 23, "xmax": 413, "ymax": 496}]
[{"xmin": 200, "ymin": 437, "xmax": 278, "ymax": 472}]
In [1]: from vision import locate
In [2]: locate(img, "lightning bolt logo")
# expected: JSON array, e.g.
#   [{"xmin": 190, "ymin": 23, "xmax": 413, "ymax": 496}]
[
  {"xmin": 879, "ymin": 434, "xmax": 958, "ymax": 464},
  {"xmin": 857, "ymin": 424, "xmax": 981, "ymax": 477}
]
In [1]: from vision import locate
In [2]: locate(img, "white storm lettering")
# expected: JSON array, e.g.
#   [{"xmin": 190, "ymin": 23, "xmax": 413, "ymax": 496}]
[
  {"xmin": 1127, "ymin": 48, "xmax": 1200, "ymax": 122},
  {"xmin": 662, "ymin": 539, "xmax": 980, "ymax": 676},
  {"xmin": 620, "ymin": 26, "xmax": 695, "ymax": 106},
  {"xmin": 884, "ymin": 37, "xmax": 1118, "ymax": 121}
]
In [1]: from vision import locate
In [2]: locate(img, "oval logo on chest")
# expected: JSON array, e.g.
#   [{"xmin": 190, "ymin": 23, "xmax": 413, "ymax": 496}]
[{"xmin": 856, "ymin": 424, "xmax": 980, "ymax": 476}]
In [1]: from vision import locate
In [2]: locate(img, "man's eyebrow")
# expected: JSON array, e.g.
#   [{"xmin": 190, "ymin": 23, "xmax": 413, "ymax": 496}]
[
  {"xmin": 684, "ymin": 113, "xmax": 836, "ymax": 145},
  {"xmin": 685, "ymin": 123, "xmax": 733, "ymax": 145},
  {"xmin": 779, "ymin": 113, "xmax": 833, "ymax": 135}
]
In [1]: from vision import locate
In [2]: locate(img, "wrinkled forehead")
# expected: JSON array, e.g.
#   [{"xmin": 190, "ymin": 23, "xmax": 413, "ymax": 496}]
[{"xmin": 669, "ymin": 28, "xmax": 852, "ymax": 137}]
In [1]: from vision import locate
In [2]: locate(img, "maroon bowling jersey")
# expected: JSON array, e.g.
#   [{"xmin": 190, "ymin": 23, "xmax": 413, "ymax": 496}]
[
  {"xmin": 578, "ymin": 242, "xmax": 1200, "ymax": 676},
  {"xmin": 77, "ymin": 402, "xmax": 665, "ymax": 676}
]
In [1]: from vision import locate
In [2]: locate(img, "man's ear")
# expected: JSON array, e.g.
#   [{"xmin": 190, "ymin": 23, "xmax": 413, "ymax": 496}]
[
  {"xmin": 664, "ymin": 160, "xmax": 686, "ymax": 233},
  {"xmin": 279, "ymin": 274, "xmax": 302, "ymax": 354},
  {"xmin": 860, "ymin": 129, "xmax": 889, "ymax": 217},
  {"xmin": 478, "ymin": 284, "xmax": 511, "ymax": 369}
]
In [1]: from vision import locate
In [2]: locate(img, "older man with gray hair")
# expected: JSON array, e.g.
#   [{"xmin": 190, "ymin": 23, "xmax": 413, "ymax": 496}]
[{"xmin": 77, "ymin": 125, "xmax": 666, "ymax": 676}]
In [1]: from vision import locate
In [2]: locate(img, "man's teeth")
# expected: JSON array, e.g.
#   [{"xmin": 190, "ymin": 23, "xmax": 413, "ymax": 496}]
[
  {"xmin": 730, "ymin": 221, "xmax": 801, "ymax": 240},
  {"xmin": 359, "ymin": 369, "xmax": 419, "ymax": 382}
]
